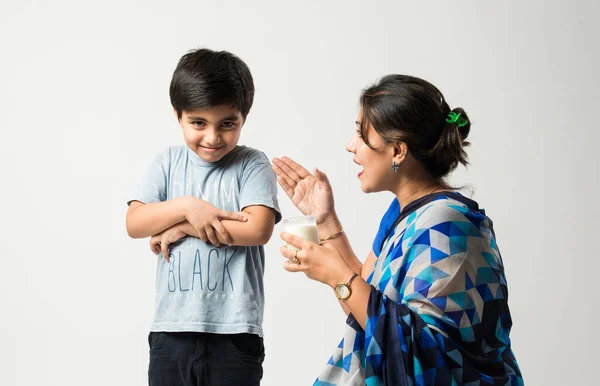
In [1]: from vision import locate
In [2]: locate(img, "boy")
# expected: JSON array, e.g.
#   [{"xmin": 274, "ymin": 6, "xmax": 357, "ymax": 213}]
[{"xmin": 126, "ymin": 48, "xmax": 281, "ymax": 385}]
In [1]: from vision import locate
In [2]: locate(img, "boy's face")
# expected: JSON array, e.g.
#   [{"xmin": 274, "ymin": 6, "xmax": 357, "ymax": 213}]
[{"xmin": 178, "ymin": 105, "xmax": 244, "ymax": 163}]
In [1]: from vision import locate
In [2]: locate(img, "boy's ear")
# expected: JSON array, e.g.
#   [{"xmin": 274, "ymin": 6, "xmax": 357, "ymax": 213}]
[{"xmin": 173, "ymin": 107, "xmax": 180, "ymax": 120}]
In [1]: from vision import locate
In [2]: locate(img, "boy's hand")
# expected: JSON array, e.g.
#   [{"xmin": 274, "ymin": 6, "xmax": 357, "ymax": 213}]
[
  {"xmin": 150, "ymin": 226, "xmax": 187, "ymax": 263},
  {"xmin": 184, "ymin": 197, "xmax": 248, "ymax": 247}
]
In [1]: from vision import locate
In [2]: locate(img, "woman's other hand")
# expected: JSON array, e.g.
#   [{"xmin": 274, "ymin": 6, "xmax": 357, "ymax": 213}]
[
  {"xmin": 272, "ymin": 156, "xmax": 336, "ymax": 225},
  {"xmin": 279, "ymin": 232, "xmax": 354, "ymax": 288}
]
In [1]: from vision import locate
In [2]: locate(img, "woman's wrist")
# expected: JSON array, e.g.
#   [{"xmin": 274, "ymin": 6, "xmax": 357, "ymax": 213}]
[
  {"xmin": 329, "ymin": 268, "xmax": 355, "ymax": 289},
  {"xmin": 317, "ymin": 214, "xmax": 342, "ymax": 238}
]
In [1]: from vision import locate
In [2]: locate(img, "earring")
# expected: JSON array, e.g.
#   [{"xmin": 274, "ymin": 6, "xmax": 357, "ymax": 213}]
[{"xmin": 392, "ymin": 161, "xmax": 399, "ymax": 172}]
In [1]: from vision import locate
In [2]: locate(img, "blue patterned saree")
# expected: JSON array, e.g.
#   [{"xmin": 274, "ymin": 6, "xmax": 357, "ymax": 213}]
[{"xmin": 315, "ymin": 192, "xmax": 523, "ymax": 385}]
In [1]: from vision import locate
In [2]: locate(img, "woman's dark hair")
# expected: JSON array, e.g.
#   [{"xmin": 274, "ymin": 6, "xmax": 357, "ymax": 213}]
[
  {"xmin": 170, "ymin": 48, "xmax": 254, "ymax": 119},
  {"xmin": 359, "ymin": 74, "xmax": 471, "ymax": 180}
]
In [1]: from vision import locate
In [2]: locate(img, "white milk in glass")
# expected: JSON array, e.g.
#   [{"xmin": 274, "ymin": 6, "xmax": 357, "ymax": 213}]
[{"xmin": 282, "ymin": 215, "xmax": 319, "ymax": 250}]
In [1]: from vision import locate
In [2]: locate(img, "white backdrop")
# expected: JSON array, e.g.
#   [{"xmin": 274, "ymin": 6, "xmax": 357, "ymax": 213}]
[{"xmin": 1, "ymin": 0, "xmax": 598, "ymax": 385}]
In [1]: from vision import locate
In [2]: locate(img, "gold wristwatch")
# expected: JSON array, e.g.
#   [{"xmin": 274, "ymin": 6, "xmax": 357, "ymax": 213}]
[{"xmin": 334, "ymin": 273, "xmax": 359, "ymax": 300}]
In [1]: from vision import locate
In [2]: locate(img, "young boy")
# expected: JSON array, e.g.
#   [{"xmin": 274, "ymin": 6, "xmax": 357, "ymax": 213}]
[{"xmin": 126, "ymin": 48, "xmax": 281, "ymax": 385}]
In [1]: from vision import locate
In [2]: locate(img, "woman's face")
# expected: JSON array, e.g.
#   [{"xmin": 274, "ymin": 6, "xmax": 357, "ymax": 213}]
[{"xmin": 346, "ymin": 109, "xmax": 396, "ymax": 193}]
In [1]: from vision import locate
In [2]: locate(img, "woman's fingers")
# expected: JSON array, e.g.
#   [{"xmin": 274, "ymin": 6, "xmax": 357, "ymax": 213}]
[
  {"xmin": 280, "ymin": 232, "xmax": 308, "ymax": 250},
  {"xmin": 276, "ymin": 175, "xmax": 296, "ymax": 199},
  {"xmin": 272, "ymin": 161, "xmax": 299, "ymax": 189},
  {"xmin": 283, "ymin": 259, "xmax": 304, "ymax": 272},
  {"xmin": 279, "ymin": 244, "xmax": 298, "ymax": 260},
  {"xmin": 314, "ymin": 167, "xmax": 332, "ymax": 188},
  {"xmin": 273, "ymin": 157, "xmax": 304, "ymax": 183},
  {"xmin": 280, "ymin": 156, "xmax": 311, "ymax": 179}
]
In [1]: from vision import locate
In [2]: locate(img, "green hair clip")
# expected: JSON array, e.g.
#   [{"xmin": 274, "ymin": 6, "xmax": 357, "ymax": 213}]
[{"xmin": 446, "ymin": 112, "xmax": 468, "ymax": 127}]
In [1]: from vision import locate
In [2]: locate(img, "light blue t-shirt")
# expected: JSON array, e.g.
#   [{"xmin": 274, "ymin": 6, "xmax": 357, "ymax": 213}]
[{"xmin": 130, "ymin": 145, "xmax": 281, "ymax": 336}]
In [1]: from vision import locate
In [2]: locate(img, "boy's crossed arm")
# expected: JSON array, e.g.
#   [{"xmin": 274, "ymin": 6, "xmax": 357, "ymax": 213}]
[
  {"xmin": 126, "ymin": 196, "xmax": 276, "ymax": 260},
  {"xmin": 171, "ymin": 205, "xmax": 275, "ymax": 246},
  {"xmin": 126, "ymin": 196, "xmax": 247, "ymax": 242}
]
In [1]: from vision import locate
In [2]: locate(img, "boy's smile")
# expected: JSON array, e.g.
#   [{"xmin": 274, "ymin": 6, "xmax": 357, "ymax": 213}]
[{"xmin": 179, "ymin": 105, "xmax": 244, "ymax": 162}]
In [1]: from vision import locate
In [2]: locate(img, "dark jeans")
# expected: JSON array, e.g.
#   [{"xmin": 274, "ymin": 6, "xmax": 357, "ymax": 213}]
[{"xmin": 148, "ymin": 332, "xmax": 264, "ymax": 386}]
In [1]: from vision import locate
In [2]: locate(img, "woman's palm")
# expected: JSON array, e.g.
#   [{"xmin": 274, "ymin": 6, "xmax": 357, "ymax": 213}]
[
  {"xmin": 292, "ymin": 174, "xmax": 334, "ymax": 225},
  {"xmin": 272, "ymin": 157, "xmax": 335, "ymax": 225}
]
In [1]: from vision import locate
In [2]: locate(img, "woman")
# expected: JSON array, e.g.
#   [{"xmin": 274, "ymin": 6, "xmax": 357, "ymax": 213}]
[{"xmin": 273, "ymin": 75, "xmax": 523, "ymax": 385}]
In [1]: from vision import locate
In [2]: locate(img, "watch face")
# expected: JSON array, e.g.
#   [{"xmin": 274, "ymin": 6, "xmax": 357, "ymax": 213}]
[{"xmin": 335, "ymin": 284, "xmax": 350, "ymax": 299}]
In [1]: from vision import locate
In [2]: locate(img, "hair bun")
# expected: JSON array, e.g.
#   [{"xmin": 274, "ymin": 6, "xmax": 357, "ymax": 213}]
[{"xmin": 449, "ymin": 107, "xmax": 471, "ymax": 141}]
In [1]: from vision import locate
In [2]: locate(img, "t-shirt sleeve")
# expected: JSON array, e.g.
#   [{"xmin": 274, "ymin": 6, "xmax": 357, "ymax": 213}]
[
  {"xmin": 127, "ymin": 149, "xmax": 169, "ymax": 205},
  {"xmin": 238, "ymin": 151, "xmax": 282, "ymax": 224},
  {"xmin": 372, "ymin": 198, "xmax": 401, "ymax": 256}
]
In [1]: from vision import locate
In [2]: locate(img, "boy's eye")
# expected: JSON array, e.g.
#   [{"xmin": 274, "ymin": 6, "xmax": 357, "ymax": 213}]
[
  {"xmin": 221, "ymin": 122, "xmax": 235, "ymax": 129},
  {"xmin": 356, "ymin": 130, "xmax": 363, "ymax": 139},
  {"xmin": 192, "ymin": 121, "xmax": 205, "ymax": 127}
]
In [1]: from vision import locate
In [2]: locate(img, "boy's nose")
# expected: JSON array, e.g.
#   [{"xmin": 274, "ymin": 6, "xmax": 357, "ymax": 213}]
[{"xmin": 204, "ymin": 128, "xmax": 219, "ymax": 145}]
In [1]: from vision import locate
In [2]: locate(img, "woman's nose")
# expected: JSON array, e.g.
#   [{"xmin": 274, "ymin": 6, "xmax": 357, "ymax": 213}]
[{"xmin": 346, "ymin": 134, "xmax": 357, "ymax": 153}]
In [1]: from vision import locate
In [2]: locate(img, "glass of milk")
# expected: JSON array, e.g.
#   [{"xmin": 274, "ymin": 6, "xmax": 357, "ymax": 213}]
[{"xmin": 282, "ymin": 215, "xmax": 319, "ymax": 250}]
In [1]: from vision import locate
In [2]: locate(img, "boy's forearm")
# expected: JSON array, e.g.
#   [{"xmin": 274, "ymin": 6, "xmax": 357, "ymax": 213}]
[
  {"xmin": 126, "ymin": 197, "xmax": 189, "ymax": 238},
  {"xmin": 219, "ymin": 206, "xmax": 276, "ymax": 246},
  {"xmin": 131, "ymin": 202, "xmax": 276, "ymax": 246},
  {"xmin": 220, "ymin": 221, "xmax": 273, "ymax": 246},
  {"xmin": 163, "ymin": 217, "xmax": 273, "ymax": 246}
]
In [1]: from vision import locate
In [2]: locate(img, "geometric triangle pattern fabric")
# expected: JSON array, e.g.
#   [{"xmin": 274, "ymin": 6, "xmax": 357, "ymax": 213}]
[
  {"xmin": 315, "ymin": 194, "xmax": 523, "ymax": 385},
  {"xmin": 430, "ymin": 247, "xmax": 450, "ymax": 264}
]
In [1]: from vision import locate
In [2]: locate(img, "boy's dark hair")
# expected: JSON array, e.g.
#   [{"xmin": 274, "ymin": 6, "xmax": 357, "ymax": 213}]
[
  {"xmin": 359, "ymin": 74, "xmax": 471, "ymax": 181},
  {"xmin": 170, "ymin": 48, "xmax": 255, "ymax": 119}
]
